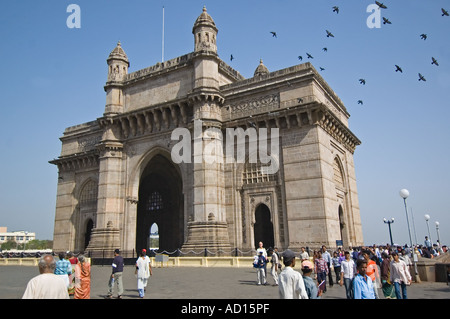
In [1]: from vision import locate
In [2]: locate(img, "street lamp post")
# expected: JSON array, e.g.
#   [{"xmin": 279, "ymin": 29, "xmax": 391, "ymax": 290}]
[
  {"xmin": 424, "ymin": 214, "xmax": 432, "ymax": 245},
  {"xmin": 399, "ymin": 189, "xmax": 413, "ymax": 248},
  {"xmin": 383, "ymin": 218, "xmax": 395, "ymax": 246},
  {"xmin": 435, "ymin": 221, "xmax": 441, "ymax": 247},
  {"xmin": 399, "ymin": 188, "xmax": 420, "ymax": 283}
]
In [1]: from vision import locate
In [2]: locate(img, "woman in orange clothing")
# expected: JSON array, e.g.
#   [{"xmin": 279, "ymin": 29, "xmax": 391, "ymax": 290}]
[
  {"xmin": 362, "ymin": 250, "xmax": 380, "ymax": 299},
  {"xmin": 74, "ymin": 254, "xmax": 91, "ymax": 299}
]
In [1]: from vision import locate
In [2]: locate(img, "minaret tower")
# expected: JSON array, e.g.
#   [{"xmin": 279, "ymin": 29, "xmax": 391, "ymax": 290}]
[
  {"xmin": 191, "ymin": 6, "xmax": 221, "ymax": 94},
  {"xmin": 104, "ymin": 41, "xmax": 129, "ymax": 116}
]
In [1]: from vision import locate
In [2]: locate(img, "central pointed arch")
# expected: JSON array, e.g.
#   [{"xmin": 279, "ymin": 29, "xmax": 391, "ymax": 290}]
[{"xmin": 135, "ymin": 154, "xmax": 183, "ymax": 254}]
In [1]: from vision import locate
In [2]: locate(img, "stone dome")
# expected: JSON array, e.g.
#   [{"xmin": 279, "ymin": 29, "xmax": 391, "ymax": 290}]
[
  {"xmin": 192, "ymin": 6, "xmax": 218, "ymax": 33},
  {"xmin": 254, "ymin": 59, "xmax": 269, "ymax": 77},
  {"xmin": 107, "ymin": 41, "xmax": 129, "ymax": 66}
]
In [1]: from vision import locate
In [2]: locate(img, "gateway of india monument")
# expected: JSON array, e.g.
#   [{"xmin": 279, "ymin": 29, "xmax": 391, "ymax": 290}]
[{"xmin": 50, "ymin": 7, "xmax": 364, "ymax": 257}]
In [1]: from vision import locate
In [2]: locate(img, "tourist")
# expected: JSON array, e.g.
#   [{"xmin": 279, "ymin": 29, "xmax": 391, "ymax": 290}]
[
  {"xmin": 136, "ymin": 249, "xmax": 152, "ymax": 298},
  {"xmin": 339, "ymin": 251, "xmax": 356, "ymax": 299},
  {"xmin": 74, "ymin": 254, "xmax": 91, "ymax": 299},
  {"xmin": 362, "ymin": 249, "xmax": 380, "ymax": 298},
  {"xmin": 321, "ymin": 245, "xmax": 333, "ymax": 287},
  {"xmin": 67, "ymin": 251, "xmax": 77, "ymax": 296},
  {"xmin": 300, "ymin": 247, "xmax": 309, "ymax": 261},
  {"xmin": 424, "ymin": 236, "xmax": 432, "ymax": 250},
  {"xmin": 270, "ymin": 247, "xmax": 280, "ymax": 286},
  {"xmin": 400, "ymin": 249, "xmax": 413, "ymax": 276},
  {"xmin": 331, "ymin": 251, "xmax": 342, "ymax": 284},
  {"xmin": 106, "ymin": 248, "xmax": 124, "ymax": 299},
  {"xmin": 22, "ymin": 254, "xmax": 70, "ymax": 299},
  {"xmin": 390, "ymin": 251, "xmax": 411, "ymax": 299},
  {"xmin": 422, "ymin": 246, "xmax": 432, "ymax": 258},
  {"xmin": 314, "ymin": 250, "xmax": 329, "ymax": 292},
  {"xmin": 256, "ymin": 242, "xmax": 268, "ymax": 278},
  {"xmin": 278, "ymin": 249, "xmax": 308, "ymax": 299},
  {"xmin": 353, "ymin": 259, "xmax": 375, "ymax": 299},
  {"xmin": 255, "ymin": 251, "xmax": 267, "ymax": 285},
  {"xmin": 301, "ymin": 260, "xmax": 321, "ymax": 299},
  {"xmin": 54, "ymin": 252, "xmax": 72, "ymax": 289},
  {"xmin": 380, "ymin": 252, "xmax": 396, "ymax": 299}
]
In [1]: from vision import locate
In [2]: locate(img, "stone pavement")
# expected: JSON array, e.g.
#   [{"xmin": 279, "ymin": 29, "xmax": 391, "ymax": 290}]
[{"xmin": 1, "ymin": 264, "xmax": 449, "ymax": 299}]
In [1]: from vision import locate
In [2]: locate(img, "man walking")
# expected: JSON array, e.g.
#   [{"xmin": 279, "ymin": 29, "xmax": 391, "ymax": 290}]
[
  {"xmin": 23, "ymin": 254, "xmax": 69, "ymax": 299},
  {"xmin": 270, "ymin": 247, "xmax": 280, "ymax": 286},
  {"xmin": 106, "ymin": 248, "xmax": 124, "ymax": 299},
  {"xmin": 339, "ymin": 251, "xmax": 356, "ymax": 299},
  {"xmin": 390, "ymin": 251, "xmax": 412, "ymax": 299},
  {"xmin": 353, "ymin": 259, "xmax": 375, "ymax": 299},
  {"xmin": 255, "ymin": 251, "xmax": 267, "ymax": 285},
  {"xmin": 321, "ymin": 245, "xmax": 333, "ymax": 287},
  {"xmin": 278, "ymin": 250, "xmax": 308, "ymax": 299}
]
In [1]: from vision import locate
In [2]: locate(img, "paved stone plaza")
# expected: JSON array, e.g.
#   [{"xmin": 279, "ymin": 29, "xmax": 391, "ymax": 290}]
[{"xmin": 1, "ymin": 265, "xmax": 448, "ymax": 299}]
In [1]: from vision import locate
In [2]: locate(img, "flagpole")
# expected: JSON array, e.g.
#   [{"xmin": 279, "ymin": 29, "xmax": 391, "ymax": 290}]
[{"xmin": 162, "ymin": 6, "xmax": 165, "ymax": 62}]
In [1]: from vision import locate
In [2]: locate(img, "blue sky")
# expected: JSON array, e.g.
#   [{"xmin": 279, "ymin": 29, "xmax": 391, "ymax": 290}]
[{"xmin": 0, "ymin": 0, "xmax": 449, "ymax": 248}]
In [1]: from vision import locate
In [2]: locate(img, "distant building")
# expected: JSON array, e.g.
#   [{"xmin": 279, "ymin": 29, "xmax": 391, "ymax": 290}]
[
  {"xmin": 0, "ymin": 227, "xmax": 36, "ymax": 245},
  {"xmin": 50, "ymin": 7, "xmax": 363, "ymax": 257}
]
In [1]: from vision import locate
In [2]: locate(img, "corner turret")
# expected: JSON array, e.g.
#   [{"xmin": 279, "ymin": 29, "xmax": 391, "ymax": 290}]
[{"xmin": 104, "ymin": 41, "xmax": 129, "ymax": 116}]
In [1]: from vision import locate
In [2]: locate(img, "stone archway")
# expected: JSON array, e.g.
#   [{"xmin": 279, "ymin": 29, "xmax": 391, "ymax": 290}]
[
  {"xmin": 135, "ymin": 154, "xmax": 183, "ymax": 254},
  {"xmin": 254, "ymin": 203, "xmax": 275, "ymax": 249}
]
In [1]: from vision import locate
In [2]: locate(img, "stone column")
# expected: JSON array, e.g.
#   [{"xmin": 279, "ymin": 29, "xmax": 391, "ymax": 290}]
[
  {"xmin": 86, "ymin": 122, "xmax": 123, "ymax": 257},
  {"xmin": 181, "ymin": 101, "xmax": 231, "ymax": 255}
]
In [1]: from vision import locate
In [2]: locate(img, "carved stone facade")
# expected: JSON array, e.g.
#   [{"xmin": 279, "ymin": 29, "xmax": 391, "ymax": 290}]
[{"xmin": 50, "ymin": 7, "xmax": 363, "ymax": 257}]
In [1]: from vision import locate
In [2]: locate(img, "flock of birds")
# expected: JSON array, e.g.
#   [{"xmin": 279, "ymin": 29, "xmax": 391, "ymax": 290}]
[{"xmin": 230, "ymin": 2, "xmax": 448, "ymax": 106}]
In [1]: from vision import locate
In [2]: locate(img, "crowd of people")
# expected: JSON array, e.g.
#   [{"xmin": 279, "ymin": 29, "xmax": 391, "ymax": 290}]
[
  {"xmin": 22, "ymin": 251, "xmax": 91, "ymax": 299},
  {"xmin": 253, "ymin": 239, "xmax": 448, "ymax": 300},
  {"xmin": 19, "ymin": 237, "xmax": 447, "ymax": 299},
  {"xmin": 22, "ymin": 248, "xmax": 153, "ymax": 299}
]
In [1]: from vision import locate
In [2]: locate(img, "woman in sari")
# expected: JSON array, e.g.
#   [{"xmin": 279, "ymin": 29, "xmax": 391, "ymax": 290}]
[
  {"xmin": 380, "ymin": 252, "xmax": 396, "ymax": 299},
  {"xmin": 74, "ymin": 254, "xmax": 91, "ymax": 299},
  {"xmin": 136, "ymin": 250, "xmax": 152, "ymax": 298}
]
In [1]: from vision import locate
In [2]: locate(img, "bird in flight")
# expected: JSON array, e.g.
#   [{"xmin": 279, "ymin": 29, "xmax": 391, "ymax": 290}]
[
  {"xmin": 248, "ymin": 121, "xmax": 257, "ymax": 129},
  {"xmin": 395, "ymin": 65, "xmax": 403, "ymax": 73},
  {"xmin": 230, "ymin": 54, "xmax": 234, "ymax": 61},
  {"xmin": 442, "ymin": 8, "xmax": 449, "ymax": 16},
  {"xmin": 359, "ymin": 79, "xmax": 366, "ymax": 85},
  {"xmin": 320, "ymin": 67, "xmax": 325, "ymax": 71},
  {"xmin": 418, "ymin": 73, "xmax": 426, "ymax": 81},
  {"xmin": 297, "ymin": 97, "xmax": 304, "ymax": 103},
  {"xmin": 306, "ymin": 53, "xmax": 314, "ymax": 59},
  {"xmin": 431, "ymin": 57, "xmax": 439, "ymax": 66},
  {"xmin": 376, "ymin": 1, "xmax": 387, "ymax": 9},
  {"xmin": 298, "ymin": 56, "xmax": 303, "ymax": 61},
  {"xmin": 383, "ymin": 17, "xmax": 392, "ymax": 24},
  {"xmin": 322, "ymin": 47, "xmax": 328, "ymax": 52},
  {"xmin": 420, "ymin": 34, "xmax": 427, "ymax": 40},
  {"xmin": 326, "ymin": 30, "xmax": 335, "ymax": 38},
  {"xmin": 358, "ymin": 100, "xmax": 364, "ymax": 105},
  {"xmin": 332, "ymin": 6, "xmax": 339, "ymax": 14},
  {"xmin": 270, "ymin": 31, "xmax": 277, "ymax": 38}
]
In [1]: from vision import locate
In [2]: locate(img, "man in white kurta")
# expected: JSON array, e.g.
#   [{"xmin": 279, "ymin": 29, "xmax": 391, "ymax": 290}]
[
  {"xmin": 22, "ymin": 254, "xmax": 69, "ymax": 299},
  {"xmin": 278, "ymin": 250, "xmax": 308, "ymax": 299}
]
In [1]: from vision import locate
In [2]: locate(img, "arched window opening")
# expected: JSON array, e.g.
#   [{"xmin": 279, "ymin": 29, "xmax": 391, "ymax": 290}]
[
  {"xmin": 333, "ymin": 157, "xmax": 345, "ymax": 189},
  {"xmin": 80, "ymin": 180, "xmax": 98, "ymax": 206},
  {"xmin": 147, "ymin": 191, "xmax": 163, "ymax": 212}
]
